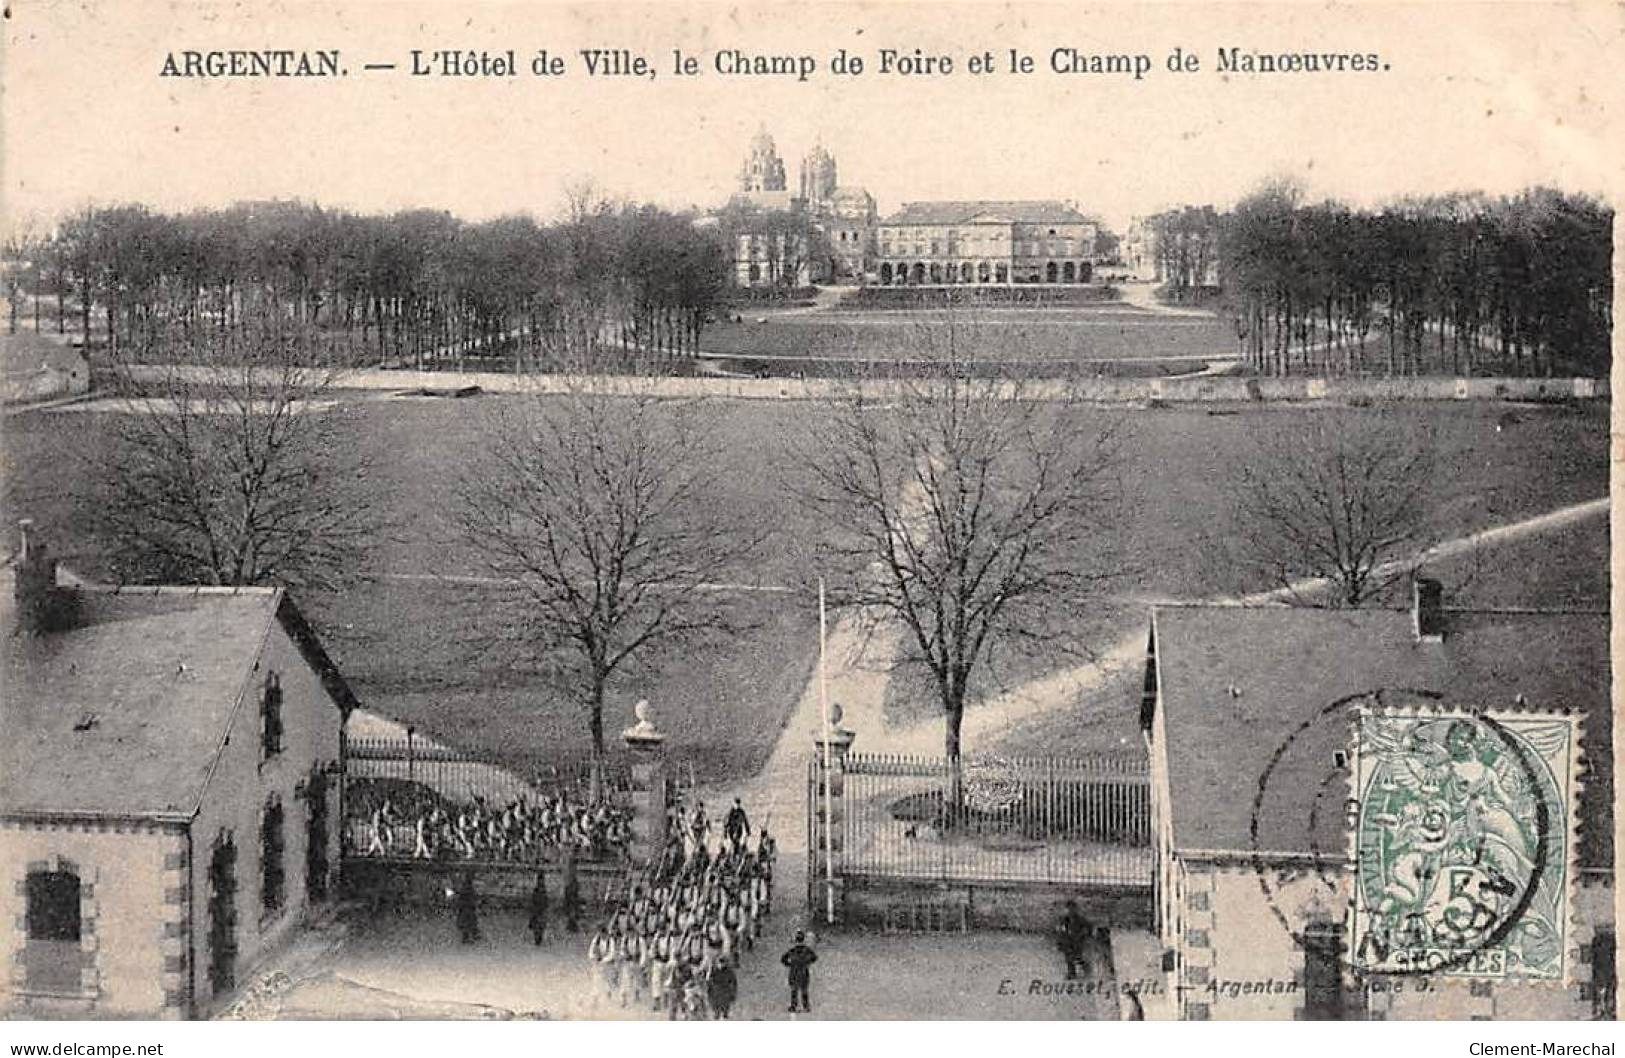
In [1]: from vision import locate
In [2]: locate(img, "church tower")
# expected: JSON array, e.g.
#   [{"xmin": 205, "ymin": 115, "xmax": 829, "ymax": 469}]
[
  {"xmin": 799, "ymin": 140, "xmax": 839, "ymax": 214},
  {"xmin": 738, "ymin": 125, "xmax": 788, "ymax": 194}
]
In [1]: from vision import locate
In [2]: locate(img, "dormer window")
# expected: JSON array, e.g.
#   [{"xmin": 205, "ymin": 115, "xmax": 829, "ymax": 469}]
[{"xmin": 261, "ymin": 672, "xmax": 284, "ymax": 759}]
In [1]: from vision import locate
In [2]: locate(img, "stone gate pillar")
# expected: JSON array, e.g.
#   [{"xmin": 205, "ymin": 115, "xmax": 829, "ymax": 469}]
[
  {"xmin": 811, "ymin": 703, "xmax": 856, "ymax": 922},
  {"xmin": 621, "ymin": 699, "xmax": 669, "ymax": 868}
]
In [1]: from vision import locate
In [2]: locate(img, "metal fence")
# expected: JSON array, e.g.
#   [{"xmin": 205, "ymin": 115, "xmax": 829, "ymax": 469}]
[
  {"xmin": 830, "ymin": 752, "xmax": 1153, "ymax": 888},
  {"xmin": 345, "ymin": 736, "xmax": 642, "ymax": 805}
]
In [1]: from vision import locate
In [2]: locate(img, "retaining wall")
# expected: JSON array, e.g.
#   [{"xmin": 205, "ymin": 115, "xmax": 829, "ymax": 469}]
[
  {"xmin": 839, "ymin": 874, "xmax": 1153, "ymax": 933},
  {"xmin": 341, "ymin": 858, "xmax": 624, "ymax": 914}
]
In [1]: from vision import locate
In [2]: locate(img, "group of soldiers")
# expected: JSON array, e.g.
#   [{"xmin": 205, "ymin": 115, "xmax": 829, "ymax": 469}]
[
  {"xmin": 585, "ymin": 797, "xmax": 776, "ymax": 1019},
  {"xmin": 360, "ymin": 792, "xmax": 633, "ymax": 864}
]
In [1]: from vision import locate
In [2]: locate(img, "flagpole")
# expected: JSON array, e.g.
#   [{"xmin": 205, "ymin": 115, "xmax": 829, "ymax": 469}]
[{"xmin": 819, "ymin": 576, "xmax": 835, "ymax": 925}]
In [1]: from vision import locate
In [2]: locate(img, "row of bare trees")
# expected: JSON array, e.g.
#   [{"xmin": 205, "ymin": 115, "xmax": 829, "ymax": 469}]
[
  {"xmin": 1217, "ymin": 184, "xmax": 1612, "ymax": 378},
  {"xmin": 4, "ymin": 194, "xmax": 730, "ymax": 369}
]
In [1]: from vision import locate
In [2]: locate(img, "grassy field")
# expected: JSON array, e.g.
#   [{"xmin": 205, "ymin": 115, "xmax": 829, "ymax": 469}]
[
  {"xmin": 2, "ymin": 392, "xmax": 1607, "ymax": 782},
  {"xmin": 699, "ymin": 310, "xmax": 1239, "ymax": 363}
]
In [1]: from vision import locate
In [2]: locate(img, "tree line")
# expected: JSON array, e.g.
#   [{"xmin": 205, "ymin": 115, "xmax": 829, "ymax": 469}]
[
  {"xmin": 1143, "ymin": 185, "xmax": 1612, "ymax": 378},
  {"xmin": 4, "ymin": 193, "xmax": 732, "ymax": 369}
]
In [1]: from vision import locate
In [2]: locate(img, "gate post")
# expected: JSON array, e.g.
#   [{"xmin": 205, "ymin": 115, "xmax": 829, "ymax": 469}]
[
  {"xmin": 621, "ymin": 700, "xmax": 669, "ymax": 868},
  {"xmin": 811, "ymin": 703, "xmax": 856, "ymax": 923}
]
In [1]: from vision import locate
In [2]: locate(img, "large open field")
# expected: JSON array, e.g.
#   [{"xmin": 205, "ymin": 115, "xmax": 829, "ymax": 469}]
[
  {"xmin": 2, "ymin": 391, "xmax": 1607, "ymax": 783},
  {"xmin": 700, "ymin": 306, "xmax": 1239, "ymax": 364}
]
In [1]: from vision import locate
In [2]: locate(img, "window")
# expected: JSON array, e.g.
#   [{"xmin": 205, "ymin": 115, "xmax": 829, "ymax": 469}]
[
  {"xmin": 24, "ymin": 865, "xmax": 89, "ymax": 995},
  {"xmin": 261, "ymin": 672, "xmax": 284, "ymax": 759},
  {"xmin": 261, "ymin": 795, "xmax": 286, "ymax": 916},
  {"xmin": 208, "ymin": 833, "xmax": 239, "ymax": 995},
  {"xmin": 26, "ymin": 869, "xmax": 80, "ymax": 942}
]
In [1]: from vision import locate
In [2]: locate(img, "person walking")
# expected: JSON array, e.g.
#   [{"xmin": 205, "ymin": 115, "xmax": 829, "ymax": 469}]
[
  {"xmin": 562, "ymin": 857, "xmax": 582, "ymax": 933},
  {"xmin": 780, "ymin": 929, "xmax": 818, "ymax": 1013},
  {"xmin": 708, "ymin": 958, "xmax": 739, "ymax": 1019},
  {"xmin": 724, "ymin": 798, "xmax": 750, "ymax": 852},
  {"xmin": 1057, "ymin": 899, "xmax": 1089, "ymax": 980},
  {"xmin": 454, "ymin": 870, "xmax": 481, "ymax": 944},
  {"xmin": 527, "ymin": 871, "xmax": 549, "ymax": 946}
]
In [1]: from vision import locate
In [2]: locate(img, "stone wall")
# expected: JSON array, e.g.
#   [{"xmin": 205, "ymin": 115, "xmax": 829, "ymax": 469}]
[{"xmin": 840, "ymin": 875, "xmax": 1153, "ymax": 934}]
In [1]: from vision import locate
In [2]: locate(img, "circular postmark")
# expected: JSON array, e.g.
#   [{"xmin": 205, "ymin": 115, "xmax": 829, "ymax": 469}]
[{"xmin": 1248, "ymin": 690, "xmax": 1564, "ymax": 981}]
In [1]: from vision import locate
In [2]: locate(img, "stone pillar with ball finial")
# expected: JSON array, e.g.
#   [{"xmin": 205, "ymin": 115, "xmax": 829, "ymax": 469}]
[
  {"xmin": 621, "ymin": 699, "xmax": 670, "ymax": 867},
  {"xmin": 811, "ymin": 702, "xmax": 856, "ymax": 919}
]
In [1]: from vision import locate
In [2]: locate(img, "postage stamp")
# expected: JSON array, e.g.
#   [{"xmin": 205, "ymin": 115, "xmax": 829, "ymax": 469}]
[{"xmin": 1348, "ymin": 710, "xmax": 1581, "ymax": 982}]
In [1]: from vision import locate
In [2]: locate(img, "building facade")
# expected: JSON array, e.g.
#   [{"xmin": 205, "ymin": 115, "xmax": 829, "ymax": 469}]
[
  {"xmin": 1142, "ymin": 587, "xmax": 1613, "ymax": 1021},
  {"xmin": 733, "ymin": 229, "xmax": 817, "ymax": 288},
  {"xmin": 821, "ymin": 187, "xmax": 877, "ymax": 282},
  {"xmin": 1, "ymin": 525, "xmax": 356, "ymax": 1019},
  {"xmin": 728, "ymin": 128, "xmax": 876, "ymax": 287},
  {"xmin": 875, "ymin": 201, "xmax": 1099, "ymax": 287}
]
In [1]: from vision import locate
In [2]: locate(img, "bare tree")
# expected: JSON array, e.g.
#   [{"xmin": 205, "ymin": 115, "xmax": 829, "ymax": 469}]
[
  {"xmin": 793, "ymin": 319, "xmax": 1124, "ymax": 801},
  {"xmin": 452, "ymin": 379, "xmax": 760, "ymax": 760},
  {"xmin": 85, "ymin": 317, "xmax": 383, "ymax": 598},
  {"xmin": 1231, "ymin": 410, "xmax": 1436, "ymax": 606}
]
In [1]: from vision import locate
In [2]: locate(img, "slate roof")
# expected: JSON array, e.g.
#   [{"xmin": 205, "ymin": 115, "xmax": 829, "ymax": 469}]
[
  {"xmin": 0, "ymin": 565, "xmax": 356, "ymax": 820},
  {"xmin": 879, "ymin": 200, "xmax": 1093, "ymax": 227},
  {"xmin": 1148, "ymin": 604, "xmax": 1611, "ymax": 869}
]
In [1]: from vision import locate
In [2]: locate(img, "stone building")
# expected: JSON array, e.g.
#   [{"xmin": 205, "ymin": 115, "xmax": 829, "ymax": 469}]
[
  {"xmin": 733, "ymin": 228, "xmax": 817, "ymax": 288},
  {"xmin": 1141, "ymin": 585, "xmax": 1613, "ymax": 1020},
  {"xmin": 729, "ymin": 128, "xmax": 876, "ymax": 286},
  {"xmin": 821, "ymin": 188, "xmax": 877, "ymax": 282},
  {"xmin": 875, "ymin": 201, "xmax": 1099, "ymax": 287},
  {"xmin": 0, "ymin": 524, "xmax": 357, "ymax": 1019}
]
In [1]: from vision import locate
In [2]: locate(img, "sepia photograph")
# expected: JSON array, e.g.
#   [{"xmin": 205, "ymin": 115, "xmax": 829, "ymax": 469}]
[{"xmin": 0, "ymin": 0, "xmax": 1618, "ymax": 1037}]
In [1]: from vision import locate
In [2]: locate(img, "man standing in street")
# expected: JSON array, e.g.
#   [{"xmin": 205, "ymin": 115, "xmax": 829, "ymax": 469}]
[
  {"xmin": 454, "ymin": 870, "xmax": 481, "ymax": 944},
  {"xmin": 1058, "ymin": 899, "xmax": 1089, "ymax": 980},
  {"xmin": 780, "ymin": 929, "xmax": 818, "ymax": 1013},
  {"xmin": 724, "ymin": 798, "xmax": 751, "ymax": 853},
  {"xmin": 708, "ymin": 957, "xmax": 739, "ymax": 1019},
  {"xmin": 562, "ymin": 857, "xmax": 582, "ymax": 933},
  {"xmin": 527, "ymin": 871, "xmax": 548, "ymax": 946}
]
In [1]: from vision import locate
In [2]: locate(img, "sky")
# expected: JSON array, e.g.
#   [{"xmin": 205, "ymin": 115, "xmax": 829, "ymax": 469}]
[{"xmin": 4, "ymin": 1, "xmax": 1622, "ymax": 235}]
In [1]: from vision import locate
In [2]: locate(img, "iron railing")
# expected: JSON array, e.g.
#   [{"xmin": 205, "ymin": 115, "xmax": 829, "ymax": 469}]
[{"xmin": 830, "ymin": 752, "xmax": 1153, "ymax": 888}]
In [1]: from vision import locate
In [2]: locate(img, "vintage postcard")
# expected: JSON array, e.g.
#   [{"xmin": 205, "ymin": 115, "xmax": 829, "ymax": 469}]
[{"xmin": 0, "ymin": 0, "xmax": 1618, "ymax": 1033}]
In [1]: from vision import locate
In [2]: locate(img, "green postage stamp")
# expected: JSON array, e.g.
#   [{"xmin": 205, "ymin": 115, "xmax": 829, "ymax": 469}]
[{"xmin": 1349, "ymin": 710, "xmax": 1581, "ymax": 982}]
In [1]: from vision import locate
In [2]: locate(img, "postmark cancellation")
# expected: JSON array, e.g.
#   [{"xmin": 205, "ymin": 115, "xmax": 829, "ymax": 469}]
[{"xmin": 1349, "ymin": 708, "xmax": 1582, "ymax": 984}]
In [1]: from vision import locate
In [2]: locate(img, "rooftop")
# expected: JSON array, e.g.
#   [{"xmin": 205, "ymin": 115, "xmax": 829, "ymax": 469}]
[
  {"xmin": 1149, "ymin": 604, "xmax": 1611, "ymax": 869},
  {"xmin": 0, "ymin": 561, "xmax": 355, "ymax": 820},
  {"xmin": 880, "ymin": 200, "xmax": 1095, "ymax": 227}
]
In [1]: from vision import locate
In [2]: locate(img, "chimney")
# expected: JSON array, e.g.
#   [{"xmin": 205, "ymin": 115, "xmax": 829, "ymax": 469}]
[
  {"xmin": 1412, "ymin": 575, "xmax": 1445, "ymax": 642},
  {"xmin": 14, "ymin": 519, "xmax": 61, "ymax": 636}
]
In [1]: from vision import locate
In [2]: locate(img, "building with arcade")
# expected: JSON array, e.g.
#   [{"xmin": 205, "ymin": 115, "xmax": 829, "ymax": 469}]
[{"xmin": 874, "ymin": 200, "xmax": 1100, "ymax": 287}]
